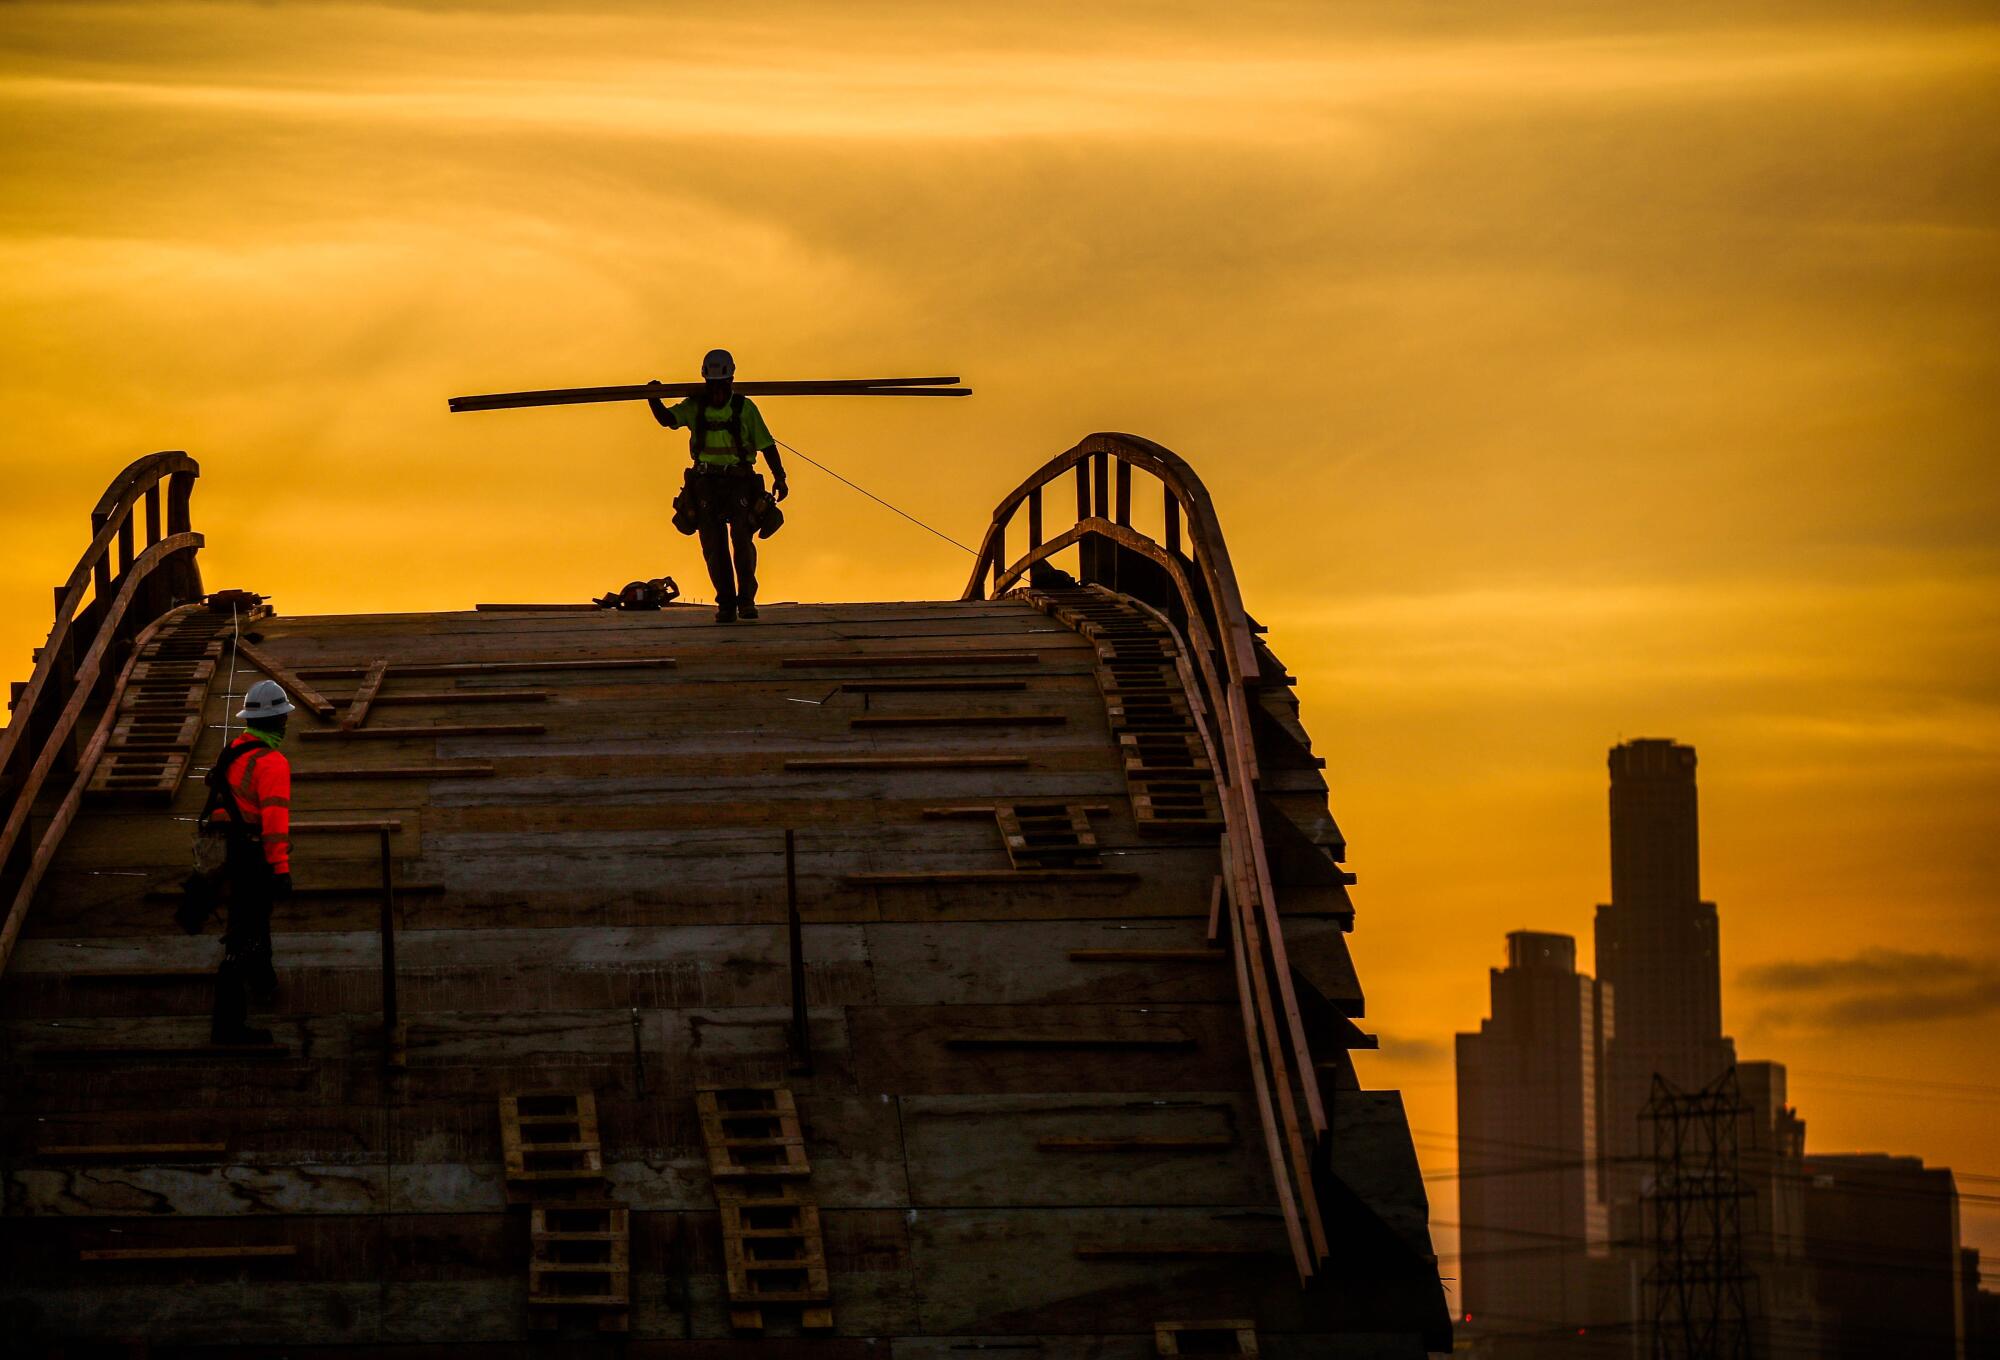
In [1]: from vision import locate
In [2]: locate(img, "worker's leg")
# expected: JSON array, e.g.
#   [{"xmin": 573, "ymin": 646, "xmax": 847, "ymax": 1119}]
[
  {"xmin": 212, "ymin": 878, "xmax": 274, "ymax": 1044},
  {"xmin": 730, "ymin": 512, "xmax": 759, "ymax": 614},
  {"xmin": 241, "ymin": 891, "xmax": 277, "ymax": 1003},
  {"xmin": 700, "ymin": 512, "xmax": 740, "ymax": 612}
]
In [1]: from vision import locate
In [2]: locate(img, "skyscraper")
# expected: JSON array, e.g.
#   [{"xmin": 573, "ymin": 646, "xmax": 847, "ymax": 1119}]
[
  {"xmin": 1594, "ymin": 740, "xmax": 1738, "ymax": 1195},
  {"xmin": 1455, "ymin": 931, "xmax": 1615, "ymax": 1353}
]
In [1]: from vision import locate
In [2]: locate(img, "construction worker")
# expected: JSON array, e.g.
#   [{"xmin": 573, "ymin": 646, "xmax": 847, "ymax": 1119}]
[
  {"xmin": 205, "ymin": 679, "xmax": 294, "ymax": 1045},
  {"xmin": 649, "ymin": 349, "xmax": 788, "ymax": 623}
]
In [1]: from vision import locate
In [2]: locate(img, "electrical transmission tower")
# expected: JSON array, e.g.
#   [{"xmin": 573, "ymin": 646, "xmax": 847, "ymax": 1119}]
[{"xmin": 1644, "ymin": 1068, "xmax": 1756, "ymax": 1360}]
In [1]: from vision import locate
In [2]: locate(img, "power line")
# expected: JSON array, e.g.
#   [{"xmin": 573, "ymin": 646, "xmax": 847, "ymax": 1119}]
[
  {"xmin": 774, "ymin": 438, "xmax": 979, "ymax": 556},
  {"xmin": 1407, "ymin": 1126, "xmax": 2000, "ymax": 1188}
]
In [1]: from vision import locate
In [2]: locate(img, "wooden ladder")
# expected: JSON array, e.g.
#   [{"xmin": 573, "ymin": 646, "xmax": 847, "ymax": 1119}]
[
  {"xmin": 86, "ymin": 609, "xmax": 237, "ymax": 804},
  {"xmin": 697, "ymin": 1085, "xmax": 833, "ymax": 1333},
  {"xmin": 1026, "ymin": 588, "xmax": 1224, "ymax": 834},
  {"xmin": 499, "ymin": 1090, "xmax": 630, "ymax": 1332}
]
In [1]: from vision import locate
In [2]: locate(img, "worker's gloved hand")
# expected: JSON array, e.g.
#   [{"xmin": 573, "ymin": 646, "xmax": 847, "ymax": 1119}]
[
  {"xmin": 271, "ymin": 872, "xmax": 293, "ymax": 901},
  {"xmin": 773, "ymin": 479, "xmax": 789, "ymax": 503}
]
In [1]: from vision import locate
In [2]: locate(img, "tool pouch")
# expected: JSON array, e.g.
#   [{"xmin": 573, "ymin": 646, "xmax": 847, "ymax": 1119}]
[
  {"xmin": 753, "ymin": 493, "xmax": 785, "ymax": 540},
  {"xmin": 671, "ymin": 469, "xmax": 700, "ymax": 536}
]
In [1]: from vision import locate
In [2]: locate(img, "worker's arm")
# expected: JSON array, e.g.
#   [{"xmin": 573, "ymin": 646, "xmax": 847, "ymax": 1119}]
[
  {"xmin": 647, "ymin": 381, "xmax": 675, "ymax": 428},
  {"xmin": 252, "ymin": 754, "xmax": 292, "ymax": 877},
  {"xmin": 741, "ymin": 401, "xmax": 787, "ymax": 500}
]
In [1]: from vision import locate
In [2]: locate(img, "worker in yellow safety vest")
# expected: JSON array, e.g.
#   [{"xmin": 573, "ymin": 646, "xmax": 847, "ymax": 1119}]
[{"xmin": 649, "ymin": 349, "xmax": 788, "ymax": 623}]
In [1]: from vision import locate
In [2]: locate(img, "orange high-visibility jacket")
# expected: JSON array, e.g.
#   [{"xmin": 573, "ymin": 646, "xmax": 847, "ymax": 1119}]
[{"xmin": 213, "ymin": 732, "xmax": 292, "ymax": 874}]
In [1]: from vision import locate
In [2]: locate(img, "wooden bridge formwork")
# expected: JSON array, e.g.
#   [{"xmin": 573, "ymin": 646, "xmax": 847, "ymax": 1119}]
[{"xmin": 0, "ymin": 438, "xmax": 1452, "ymax": 1357}]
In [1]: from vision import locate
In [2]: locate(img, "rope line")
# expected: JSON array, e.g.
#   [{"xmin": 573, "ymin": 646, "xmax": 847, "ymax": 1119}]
[
  {"xmin": 220, "ymin": 602, "xmax": 240, "ymax": 745},
  {"xmin": 774, "ymin": 438, "xmax": 977, "ymax": 556}
]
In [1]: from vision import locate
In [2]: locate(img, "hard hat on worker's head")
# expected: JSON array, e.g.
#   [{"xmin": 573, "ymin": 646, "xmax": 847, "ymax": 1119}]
[
  {"xmin": 700, "ymin": 349, "xmax": 735, "ymax": 381},
  {"xmin": 237, "ymin": 679, "xmax": 295, "ymax": 723}
]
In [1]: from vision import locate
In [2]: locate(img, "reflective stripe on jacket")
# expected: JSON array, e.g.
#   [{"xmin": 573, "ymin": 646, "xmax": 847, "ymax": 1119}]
[{"xmin": 212, "ymin": 732, "xmax": 292, "ymax": 873}]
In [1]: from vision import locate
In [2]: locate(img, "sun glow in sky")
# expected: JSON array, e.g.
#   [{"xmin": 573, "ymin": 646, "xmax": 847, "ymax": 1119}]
[{"xmin": 4, "ymin": 0, "xmax": 1997, "ymax": 1275}]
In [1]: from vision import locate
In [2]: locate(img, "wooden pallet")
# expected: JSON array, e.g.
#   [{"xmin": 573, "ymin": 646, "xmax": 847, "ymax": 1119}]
[
  {"xmin": 699, "ymin": 1087, "xmax": 834, "ymax": 1332},
  {"xmin": 1023, "ymin": 587, "xmax": 1226, "ymax": 836},
  {"xmin": 498, "ymin": 1091, "xmax": 607, "ymax": 1203},
  {"xmin": 1155, "ymin": 1319, "xmax": 1260, "ymax": 1356},
  {"xmin": 86, "ymin": 613, "xmax": 231, "ymax": 805},
  {"xmin": 526, "ymin": 1203, "xmax": 630, "ymax": 1333},
  {"xmin": 994, "ymin": 803, "xmax": 1103, "ymax": 870},
  {"xmin": 697, "ymin": 1086, "xmax": 811, "ymax": 1178}
]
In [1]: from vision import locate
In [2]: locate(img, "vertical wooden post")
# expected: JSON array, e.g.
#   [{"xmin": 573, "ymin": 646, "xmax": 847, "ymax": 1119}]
[
  {"xmin": 167, "ymin": 471, "xmax": 195, "ymax": 536},
  {"xmin": 144, "ymin": 486, "xmax": 161, "ymax": 546},
  {"xmin": 992, "ymin": 522, "xmax": 1006, "ymax": 598},
  {"xmin": 117, "ymin": 515, "xmax": 135, "ymax": 578},
  {"xmin": 1091, "ymin": 451, "xmax": 1109, "ymax": 523},
  {"xmin": 786, "ymin": 830, "xmax": 812, "ymax": 1074},
  {"xmin": 1165, "ymin": 490, "xmax": 1182, "ymax": 556},
  {"xmin": 379, "ymin": 829, "xmax": 401, "ymax": 1067},
  {"xmin": 1074, "ymin": 460, "xmax": 1090, "ymax": 520},
  {"xmin": 1028, "ymin": 486, "xmax": 1043, "ymax": 550},
  {"xmin": 1114, "ymin": 461, "xmax": 1131, "ymax": 526},
  {"xmin": 91, "ymin": 527, "xmax": 112, "ymax": 604}
]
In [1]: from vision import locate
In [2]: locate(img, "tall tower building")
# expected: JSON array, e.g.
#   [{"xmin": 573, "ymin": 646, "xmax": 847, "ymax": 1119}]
[
  {"xmin": 1594, "ymin": 739, "xmax": 1737, "ymax": 1180},
  {"xmin": 1455, "ymin": 931, "xmax": 1614, "ymax": 1352}
]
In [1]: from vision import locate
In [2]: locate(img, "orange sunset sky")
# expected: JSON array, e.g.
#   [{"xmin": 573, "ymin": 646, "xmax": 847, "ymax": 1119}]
[{"xmin": 3, "ymin": 0, "xmax": 1997, "ymax": 1277}]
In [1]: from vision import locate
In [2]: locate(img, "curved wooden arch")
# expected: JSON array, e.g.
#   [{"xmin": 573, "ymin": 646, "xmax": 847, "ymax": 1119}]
[
  {"xmin": 0, "ymin": 452, "xmax": 200, "ymax": 780},
  {"xmin": 964, "ymin": 433, "xmax": 1335, "ymax": 1281},
  {"xmin": 0, "ymin": 453, "xmax": 204, "ymax": 973}
]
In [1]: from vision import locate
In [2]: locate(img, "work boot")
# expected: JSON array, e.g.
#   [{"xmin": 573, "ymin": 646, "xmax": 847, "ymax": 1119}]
[
  {"xmin": 714, "ymin": 603, "xmax": 737, "ymax": 624},
  {"xmin": 738, "ymin": 601, "xmax": 759, "ymax": 621}
]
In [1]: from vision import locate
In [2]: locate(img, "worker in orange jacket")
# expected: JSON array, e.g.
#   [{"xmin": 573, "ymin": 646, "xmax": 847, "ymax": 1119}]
[{"xmin": 207, "ymin": 679, "xmax": 294, "ymax": 1045}]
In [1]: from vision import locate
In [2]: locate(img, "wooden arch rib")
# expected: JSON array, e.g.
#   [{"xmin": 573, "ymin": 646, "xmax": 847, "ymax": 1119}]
[
  {"xmin": 0, "ymin": 452, "xmax": 204, "ymax": 976},
  {"xmin": 0, "ymin": 451, "xmax": 201, "ymax": 780},
  {"xmin": 962, "ymin": 433, "xmax": 1334, "ymax": 1281},
  {"xmin": 962, "ymin": 432, "xmax": 1259, "ymax": 681}
]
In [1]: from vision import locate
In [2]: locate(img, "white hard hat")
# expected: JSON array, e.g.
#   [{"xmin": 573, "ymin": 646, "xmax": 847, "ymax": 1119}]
[
  {"xmin": 237, "ymin": 679, "xmax": 296, "ymax": 721},
  {"xmin": 701, "ymin": 348, "xmax": 735, "ymax": 381}
]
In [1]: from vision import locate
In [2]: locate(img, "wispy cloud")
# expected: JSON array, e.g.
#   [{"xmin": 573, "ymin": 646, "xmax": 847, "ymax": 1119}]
[{"xmin": 1742, "ymin": 949, "xmax": 2000, "ymax": 1027}]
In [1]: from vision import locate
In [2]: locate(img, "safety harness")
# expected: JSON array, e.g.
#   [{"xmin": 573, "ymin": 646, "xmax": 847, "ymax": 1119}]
[
  {"xmin": 690, "ymin": 395, "xmax": 754, "ymax": 471},
  {"xmin": 199, "ymin": 738, "xmax": 270, "ymax": 869}
]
